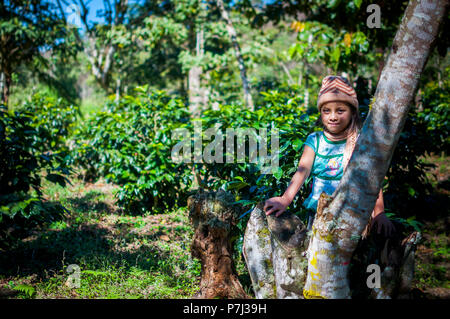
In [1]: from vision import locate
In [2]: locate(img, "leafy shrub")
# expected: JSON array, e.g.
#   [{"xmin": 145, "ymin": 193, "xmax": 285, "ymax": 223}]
[
  {"xmin": 18, "ymin": 93, "xmax": 80, "ymax": 154},
  {"xmin": 194, "ymin": 90, "xmax": 317, "ymax": 226},
  {"xmin": 384, "ymin": 70, "xmax": 449, "ymax": 218},
  {"xmin": 70, "ymin": 87, "xmax": 193, "ymax": 214},
  {"xmin": 0, "ymin": 106, "xmax": 70, "ymax": 248},
  {"xmin": 69, "ymin": 87, "xmax": 317, "ymax": 220},
  {"xmin": 417, "ymin": 70, "xmax": 449, "ymax": 153}
]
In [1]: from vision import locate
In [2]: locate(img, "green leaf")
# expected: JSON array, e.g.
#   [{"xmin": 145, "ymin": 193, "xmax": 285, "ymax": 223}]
[
  {"xmin": 234, "ymin": 199, "xmax": 255, "ymax": 206},
  {"xmin": 12, "ymin": 284, "xmax": 35, "ymax": 298},
  {"xmin": 227, "ymin": 181, "xmax": 249, "ymax": 190},
  {"xmin": 292, "ymin": 139, "xmax": 303, "ymax": 151},
  {"xmin": 273, "ymin": 167, "xmax": 283, "ymax": 180},
  {"xmin": 256, "ymin": 109, "xmax": 264, "ymax": 120},
  {"xmin": 327, "ymin": 0, "xmax": 341, "ymax": 9},
  {"xmin": 331, "ymin": 47, "xmax": 341, "ymax": 63}
]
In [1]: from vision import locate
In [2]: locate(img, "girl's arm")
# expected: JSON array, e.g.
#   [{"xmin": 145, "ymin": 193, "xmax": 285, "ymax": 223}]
[
  {"xmin": 281, "ymin": 145, "xmax": 315, "ymax": 204},
  {"xmin": 264, "ymin": 145, "xmax": 315, "ymax": 217}
]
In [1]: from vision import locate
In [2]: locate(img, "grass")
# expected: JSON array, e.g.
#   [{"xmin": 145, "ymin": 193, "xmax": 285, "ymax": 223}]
[
  {"xmin": 413, "ymin": 221, "xmax": 450, "ymax": 292},
  {"xmin": 420, "ymin": 152, "xmax": 450, "ymax": 190},
  {"xmin": 79, "ymin": 93, "xmax": 107, "ymax": 120},
  {"xmin": 410, "ymin": 153, "xmax": 450, "ymax": 298},
  {"xmin": 0, "ymin": 176, "xmax": 202, "ymax": 299}
]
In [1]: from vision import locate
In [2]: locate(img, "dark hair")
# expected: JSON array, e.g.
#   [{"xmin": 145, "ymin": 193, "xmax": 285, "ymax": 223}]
[{"xmin": 315, "ymin": 102, "xmax": 362, "ymax": 133}]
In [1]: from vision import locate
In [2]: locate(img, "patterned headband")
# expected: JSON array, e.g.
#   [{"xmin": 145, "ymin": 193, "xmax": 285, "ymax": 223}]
[
  {"xmin": 319, "ymin": 76, "xmax": 357, "ymax": 98},
  {"xmin": 317, "ymin": 75, "xmax": 359, "ymax": 110}
]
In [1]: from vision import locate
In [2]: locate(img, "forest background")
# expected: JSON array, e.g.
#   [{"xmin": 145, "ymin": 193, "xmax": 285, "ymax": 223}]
[{"xmin": 0, "ymin": 0, "xmax": 448, "ymax": 299}]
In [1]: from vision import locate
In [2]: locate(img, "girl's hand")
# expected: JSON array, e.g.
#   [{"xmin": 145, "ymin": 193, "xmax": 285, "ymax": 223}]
[
  {"xmin": 264, "ymin": 196, "xmax": 290, "ymax": 217},
  {"xmin": 371, "ymin": 212, "xmax": 396, "ymax": 237}
]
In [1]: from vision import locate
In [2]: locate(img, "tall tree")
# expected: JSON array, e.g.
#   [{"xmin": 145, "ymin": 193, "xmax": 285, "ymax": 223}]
[
  {"xmin": 0, "ymin": 0, "xmax": 74, "ymax": 106},
  {"xmin": 56, "ymin": 0, "xmax": 129, "ymax": 93},
  {"xmin": 188, "ymin": 0, "xmax": 208, "ymax": 116},
  {"xmin": 302, "ymin": 0, "xmax": 448, "ymax": 299},
  {"xmin": 217, "ymin": 0, "xmax": 254, "ymax": 110}
]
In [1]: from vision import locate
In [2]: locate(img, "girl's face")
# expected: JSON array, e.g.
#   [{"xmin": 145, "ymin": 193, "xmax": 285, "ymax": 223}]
[{"xmin": 320, "ymin": 102, "xmax": 353, "ymax": 135}]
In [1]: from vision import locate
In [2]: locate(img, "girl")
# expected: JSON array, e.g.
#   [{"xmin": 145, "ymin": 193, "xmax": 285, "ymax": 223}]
[{"xmin": 264, "ymin": 75, "xmax": 395, "ymax": 237}]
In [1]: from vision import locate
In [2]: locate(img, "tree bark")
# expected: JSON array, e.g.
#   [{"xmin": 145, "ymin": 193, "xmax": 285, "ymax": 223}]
[
  {"xmin": 303, "ymin": 0, "xmax": 448, "ymax": 299},
  {"xmin": 216, "ymin": 0, "xmax": 254, "ymax": 111},
  {"xmin": 243, "ymin": 203, "xmax": 309, "ymax": 298},
  {"xmin": 115, "ymin": 77, "xmax": 121, "ymax": 103},
  {"xmin": 85, "ymin": 39, "xmax": 116, "ymax": 93},
  {"xmin": 188, "ymin": 189, "xmax": 249, "ymax": 299},
  {"xmin": 279, "ymin": 62, "xmax": 294, "ymax": 86},
  {"xmin": 188, "ymin": 26, "xmax": 206, "ymax": 117},
  {"xmin": 188, "ymin": 65, "xmax": 203, "ymax": 116},
  {"xmin": 0, "ymin": 70, "xmax": 11, "ymax": 107}
]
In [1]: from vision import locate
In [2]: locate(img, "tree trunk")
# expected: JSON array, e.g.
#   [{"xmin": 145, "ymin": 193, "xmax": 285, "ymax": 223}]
[
  {"xmin": 216, "ymin": 0, "xmax": 254, "ymax": 111},
  {"xmin": 0, "ymin": 72, "xmax": 4, "ymax": 105},
  {"xmin": 115, "ymin": 77, "xmax": 121, "ymax": 103},
  {"xmin": 243, "ymin": 203, "xmax": 309, "ymax": 298},
  {"xmin": 188, "ymin": 65, "xmax": 204, "ymax": 117},
  {"xmin": 243, "ymin": 201, "xmax": 422, "ymax": 299},
  {"xmin": 188, "ymin": 190, "xmax": 249, "ymax": 299},
  {"xmin": 303, "ymin": 0, "xmax": 448, "ymax": 299},
  {"xmin": 188, "ymin": 16, "xmax": 210, "ymax": 187},
  {"xmin": 85, "ymin": 42, "xmax": 115, "ymax": 93},
  {"xmin": 63, "ymin": 0, "xmax": 127, "ymax": 94},
  {"xmin": 279, "ymin": 62, "xmax": 294, "ymax": 86},
  {"xmin": 0, "ymin": 70, "xmax": 11, "ymax": 107},
  {"xmin": 188, "ymin": 21, "xmax": 204, "ymax": 116}
]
